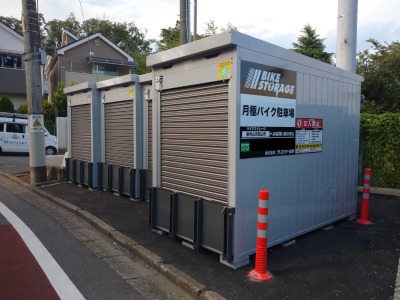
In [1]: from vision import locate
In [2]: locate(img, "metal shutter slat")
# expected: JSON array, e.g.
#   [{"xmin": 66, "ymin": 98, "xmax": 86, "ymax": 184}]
[
  {"xmin": 104, "ymin": 101, "xmax": 134, "ymax": 167},
  {"xmin": 160, "ymin": 81, "xmax": 228, "ymax": 203},
  {"xmin": 71, "ymin": 105, "xmax": 91, "ymax": 161}
]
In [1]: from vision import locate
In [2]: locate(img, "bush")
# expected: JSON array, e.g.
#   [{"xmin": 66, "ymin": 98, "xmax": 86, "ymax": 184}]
[
  {"xmin": 17, "ymin": 102, "xmax": 28, "ymax": 114},
  {"xmin": 360, "ymin": 113, "xmax": 400, "ymax": 188},
  {"xmin": 15, "ymin": 101, "xmax": 56, "ymax": 135},
  {"xmin": 53, "ymin": 82, "xmax": 67, "ymax": 117},
  {"xmin": 42, "ymin": 100, "xmax": 56, "ymax": 135},
  {"xmin": 0, "ymin": 96, "xmax": 15, "ymax": 112}
]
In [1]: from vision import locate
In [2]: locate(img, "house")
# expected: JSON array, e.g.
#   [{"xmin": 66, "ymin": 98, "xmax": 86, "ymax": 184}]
[
  {"xmin": 45, "ymin": 29, "xmax": 137, "ymax": 102},
  {"xmin": 0, "ymin": 21, "xmax": 26, "ymax": 110}
]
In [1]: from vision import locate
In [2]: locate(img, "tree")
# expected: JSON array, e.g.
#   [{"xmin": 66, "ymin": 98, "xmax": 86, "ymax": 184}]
[
  {"xmin": 156, "ymin": 20, "xmax": 237, "ymax": 52},
  {"xmin": 357, "ymin": 39, "xmax": 400, "ymax": 112},
  {"xmin": 203, "ymin": 20, "xmax": 237, "ymax": 37},
  {"xmin": 203, "ymin": 20, "xmax": 218, "ymax": 37},
  {"xmin": 0, "ymin": 16, "xmax": 22, "ymax": 32},
  {"xmin": 156, "ymin": 21, "xmax": 180, "ymax": 51},
  {"xmin": 221, "ymin": 22, "xmax": 238, "ymax": 32},
  {"xmin": 291, "ymin": 24, "xmax": 333, "ymax": 65},
  {"xmin": 53, "ymin": 82, "xmax": 67, "ymax": 117},
  {"xmin": 42, "ymin": 13, "xmax": 82, "ymax": 55},
  {"xmin": 82, "ymin": 18, "xmax": 153, "ymax": 74},
  {"xmin": 0, "ymin": 96, "xmax": 15, "ymax": 112}
]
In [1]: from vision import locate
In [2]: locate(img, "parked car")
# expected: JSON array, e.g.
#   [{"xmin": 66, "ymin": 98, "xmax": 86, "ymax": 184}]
[{"xmin": 0, "ymin": 113, "xmax": 58, "ymax": 155}]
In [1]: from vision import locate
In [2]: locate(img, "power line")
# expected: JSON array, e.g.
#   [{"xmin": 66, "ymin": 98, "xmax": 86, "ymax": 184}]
[{"xmin": 77, "ymin": 0, "xmax": 97, "ymax": 80}]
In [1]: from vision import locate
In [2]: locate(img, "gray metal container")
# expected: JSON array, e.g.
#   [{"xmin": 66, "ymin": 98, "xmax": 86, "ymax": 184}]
[
  {"xmin": 147, "ymin": 31, "xmax": 363, "ymax": 268},
  {"xmin": 64, "ymin": 82, "xmax": 101, "ymax": 189},
  {"xmin": 95, "ymin": 74, "xmax": 152, "ymax": 199}
]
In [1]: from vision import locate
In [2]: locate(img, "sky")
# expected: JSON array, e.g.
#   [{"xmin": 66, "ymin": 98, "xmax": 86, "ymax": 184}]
[{"xmin": 2, "ymin": 0, "xmax": 400, "ymax": 54}]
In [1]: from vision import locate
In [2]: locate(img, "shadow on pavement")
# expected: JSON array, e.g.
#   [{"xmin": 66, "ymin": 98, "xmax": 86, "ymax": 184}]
[{"xmin": 39, "ymin": 182, "xmax": 400, "ymax": 300}]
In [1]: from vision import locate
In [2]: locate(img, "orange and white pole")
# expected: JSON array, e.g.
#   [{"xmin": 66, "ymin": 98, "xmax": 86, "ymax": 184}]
[
  {"xmin": 249, "ymin": 189, "xmax": 272, "ymax": 281},
  {"xmin": 356, "ymin": 168, "xmax": 373, "ymax": 225}
]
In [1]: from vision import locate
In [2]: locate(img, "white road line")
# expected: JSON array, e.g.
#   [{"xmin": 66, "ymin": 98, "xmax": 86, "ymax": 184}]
[{"xmin": 0, "ymin": 201, "xmax": 85, "ymax": 300}]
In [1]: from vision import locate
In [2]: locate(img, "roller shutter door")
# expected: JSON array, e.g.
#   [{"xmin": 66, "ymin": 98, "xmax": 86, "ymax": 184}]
[
  {"xmin": 104, "ymin": 101, "xmax": 134, "ymax": 167},
  {"xmin": 71, "ymin": 104, "xmax": 91, "ymax": 161},
  {"xmin": 148, "ymin": 99, "xmax": 153, "ymax": 170},
  {"xmin": 160, "ymin": 81, "xmax": 229, "ymax": 203}
]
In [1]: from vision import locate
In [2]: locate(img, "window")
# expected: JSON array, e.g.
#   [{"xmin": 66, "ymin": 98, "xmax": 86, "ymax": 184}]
[
  {"xmin": 92, "ymin": 64, "xmax": 118, "ymax": 76},
  {"xmin": 0, "ymin": 53, "xmax": 23, "ymax": 69},
  {"xmin": 6, "ymin": 123, "xmax": 25, "ymax": 133},
  {"xmin": 0, "ymin": 123, "xmax": 4, "ymax": 131}
]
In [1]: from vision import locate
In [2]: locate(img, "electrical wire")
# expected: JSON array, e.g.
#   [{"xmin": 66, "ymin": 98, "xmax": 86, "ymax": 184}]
[{"xmin": 77, "ymin": 0, "xmax": 97, "ymax": 80}]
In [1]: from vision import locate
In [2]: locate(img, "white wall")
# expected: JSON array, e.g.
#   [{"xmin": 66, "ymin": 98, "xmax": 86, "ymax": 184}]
[
  {"xmin": 56, "ymin": 117, "xmax": 68, "ymax": 153},
  {"xmin": 0, "ymin": 24, "xmax": 24, "ymax": 53}
]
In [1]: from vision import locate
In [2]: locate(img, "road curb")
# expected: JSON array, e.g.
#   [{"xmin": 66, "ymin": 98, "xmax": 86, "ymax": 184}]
[
  {"xmin": 358, "ymin": 186, "xmax": 400, "ymax": 197},
  {"xmin": 1, "ymin": 173, "xmax": 225, "ymax": 300}
]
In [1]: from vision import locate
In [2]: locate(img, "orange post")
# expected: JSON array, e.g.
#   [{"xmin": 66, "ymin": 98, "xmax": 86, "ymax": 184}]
[
  {"xmin": 249, "ymin": 190, "xmax": 272, "ymax": 281},
  {"xmin": 356, "ymin": 168, "xmax": 373, "ymax": 225}
]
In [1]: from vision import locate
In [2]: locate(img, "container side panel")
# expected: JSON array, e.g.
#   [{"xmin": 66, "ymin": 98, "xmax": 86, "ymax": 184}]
[{"xmin": 234, "ymin": 49, "xmax": 360, "ymax": 258}]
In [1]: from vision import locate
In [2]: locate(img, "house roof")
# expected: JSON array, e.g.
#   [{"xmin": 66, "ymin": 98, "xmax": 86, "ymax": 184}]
[
  {"xmin": 61, "ymin": 28, "xmax": 79, "ymax": 46},
  {"xmin": 57, "ymin": 32, "xmax": 134, "ymax": 62},
  {"xmin": 0, "ymin": 21, "xmax": 23, "ymax": 41}
]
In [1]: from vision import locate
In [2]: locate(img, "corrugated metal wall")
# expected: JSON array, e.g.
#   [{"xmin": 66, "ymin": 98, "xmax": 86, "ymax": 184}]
[
  {"xmin": 104, "ymin": 101, "xmax": 134, "ymax": 167},
  {"xmin": 148, "ymin": 99, "xmax": 153, "ymax": 170},
  {"xmin": 160, "ymin": 81, "xmax": 229, "ymax": 203},
  {"xmin": 71, "ymin": 104, "xmax": 91, "ymax": 161}
]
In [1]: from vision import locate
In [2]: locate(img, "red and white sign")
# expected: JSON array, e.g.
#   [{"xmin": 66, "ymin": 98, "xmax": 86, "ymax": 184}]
[
  {"xmin": 295, "ymin": 118, "xmax": 323, "ymax": 154},
  {"xmin": 296, "ymin": 118, "xmax": 323, "ymax": 129}
]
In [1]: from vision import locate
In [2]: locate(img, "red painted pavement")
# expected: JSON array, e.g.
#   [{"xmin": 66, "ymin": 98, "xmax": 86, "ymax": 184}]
[{"xmin": 0, "ymin": 224, "xmax": 60, "ymax": 300}]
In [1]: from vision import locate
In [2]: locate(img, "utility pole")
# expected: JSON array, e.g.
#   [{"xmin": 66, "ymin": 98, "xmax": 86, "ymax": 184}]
[
  {"xmin": 180, "ymin": 0, "xmax": 188, "ymax": 45},
  {"xmin": 193, "ymin": 0, "xmax": 197, "ymax": 41},
  {"xmin": 336, "ymin": 0, "xmax": 358, "ymax": 73},
  {"xmin": 22, "ymin": 0, "xmax": 46, "ymax": 184},
  {"xmin": 185, "ymin": 0, "xmax": 191, "ymax": 43}
]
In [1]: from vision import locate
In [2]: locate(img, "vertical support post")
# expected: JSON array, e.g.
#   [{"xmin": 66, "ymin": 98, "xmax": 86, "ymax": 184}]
[
  {"xmin": 65, "ymin": 158, "xmax": 70, "ymax": 181},
  {"xmin": 71, "ymin": 159, "xmax": 76, "ymax": 183},
  {"xmin": 88, "ymin": 162, "xmax": 93, "ymax": 190},
  {"xmin": 222, "ymin": 206, "xmax": 235, "ymax": 263},
  {"xmin": 22, "ymin": 0, "xmax": 46, "ymax": 185},
  {"xmin": 107, "ymin": 165, "xmax": 112, "ymax": 192},
  {"xmin": 97, "ymin": 163, "xmax": 102, "ymax": 190},
  {"xmin": 356, "ymin": 168, "xmax": 373, "ymax": 225},
  {"xmin": 130, "ymin": 169, "xmax": 136, "ymax": 200},
  {"xmin": 117, "ymin": 166, "xmax": 123, "ymax": 196},
  {"xmin": 249, "ymin": 190, "xmax": 272, "ymax": 281},
  {"xmin": 79, "ymin": 161, "xmax": 84, "ymax": 187}
]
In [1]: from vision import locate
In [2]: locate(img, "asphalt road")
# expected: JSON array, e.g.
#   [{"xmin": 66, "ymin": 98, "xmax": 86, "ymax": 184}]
[
  {"xmin": 1, "ymin": 154, "xmax": 399, "ymax": 299},
  {"xmin": 0, "ymin": 178, "xmax": 144, "ymax": 299},
  {"xmin": 0, "ymin": 156, "xmax": 194, "ymax": 299},
  {"xmin": 0, "ymin": 153, "xmax": 30, "ymax": 174}
]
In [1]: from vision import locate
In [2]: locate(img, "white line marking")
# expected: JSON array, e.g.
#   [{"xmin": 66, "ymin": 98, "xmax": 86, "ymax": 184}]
[{"xmin": 0, "ymin": 201, "xmax": 85, "ymax": 300}]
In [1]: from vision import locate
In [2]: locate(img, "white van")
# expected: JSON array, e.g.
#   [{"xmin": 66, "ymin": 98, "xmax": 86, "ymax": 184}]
[{"xmin": 0, "ymin": 113, "xmax": 58, "ymax": 155}]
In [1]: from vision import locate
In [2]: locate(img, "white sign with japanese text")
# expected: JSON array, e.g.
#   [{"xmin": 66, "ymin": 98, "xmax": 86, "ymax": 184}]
[{"xmin": 240, "ymin": 94, "xmax": 296, "ymax": 127}]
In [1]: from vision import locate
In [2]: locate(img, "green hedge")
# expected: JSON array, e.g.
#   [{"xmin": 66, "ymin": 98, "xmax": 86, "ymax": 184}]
[{"xmin": 360, "ymin": 113, "xmax": 400, "ymax": 188}]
